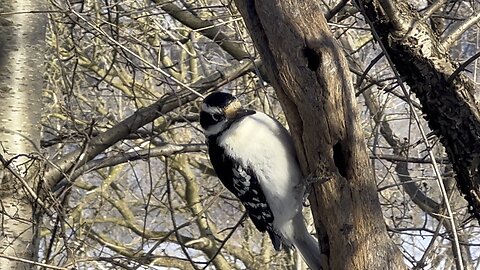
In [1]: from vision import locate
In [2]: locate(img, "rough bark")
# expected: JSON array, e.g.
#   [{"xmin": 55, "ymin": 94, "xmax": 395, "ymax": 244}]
[
  {"xmin": 0, "ymin": 0, "xmax": 47, "ymax": 268},
  {"xmin": 234, "ymin": 1, "xmax": 405, "ymax": 269},
  {"xmin": 356, "ymin": 0, "xmax": 480, "ymax": 221}
]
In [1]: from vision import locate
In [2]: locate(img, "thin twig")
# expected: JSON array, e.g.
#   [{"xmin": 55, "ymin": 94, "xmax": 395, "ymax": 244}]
[
  {"xmin": 201, "ymin": 212, "xmax": 248, "ymax": 270},
  {"xmin": 0, "ymin": 254, "xmax": 70, "ymax": 270},
  {"xmin": 0, "ymin": 154, "xmax": 52, "ymax": 216},
  {"xmin": 68, "ymin": 144, "xmax": 207, "ymax": 182},
  {"xmin": 370, "ymin": 153, "xmax": 448, "ymax": 164},
  {"xmin": 422, "ymin": 0, "xmax": 449, "ymax": 19},
  {"xmin": 442, "ymin": 11, "xmax": 480, "ymax": 49},
  {"xmin": 67, "ymin": 8, "xmax": 205, "ymax": 98},
  {"xmin": 165, "ymin": 158, "xmax": 201, "ymax": 270},
  {"xmin": 448, "ymin": 51, "xmax": 480, "ymax": 83},
  {"xmin": 413, "ymin": 217, "xmax": 445, "ymax": 269},
  {"xmin": 325, "ymin": 0, "xmax": 350, "ymax": 21}
]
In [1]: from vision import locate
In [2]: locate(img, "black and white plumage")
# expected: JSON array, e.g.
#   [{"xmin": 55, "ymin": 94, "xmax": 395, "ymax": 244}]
[{"xmin": 200, "ymin": 92, "xmax": 321, "ymax": 270}]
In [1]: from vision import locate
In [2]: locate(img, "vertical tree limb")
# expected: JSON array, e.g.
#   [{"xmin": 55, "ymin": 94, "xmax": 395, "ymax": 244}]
[
  {"xmin": 234, "ymin": 1, "xmax": 405, "ymax": 269},
  {"xmin": 0, "ymin": 0, "xmax": 47, "ymax": 267},
  {"xmin": 356, "ymin": 0, "xmax": 480, "ymax": 222}
]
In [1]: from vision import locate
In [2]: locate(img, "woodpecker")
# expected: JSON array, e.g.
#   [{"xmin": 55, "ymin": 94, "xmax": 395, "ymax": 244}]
[{"xmin": 200, "ymin": 92, "xmax": 321, "ymax": 270}]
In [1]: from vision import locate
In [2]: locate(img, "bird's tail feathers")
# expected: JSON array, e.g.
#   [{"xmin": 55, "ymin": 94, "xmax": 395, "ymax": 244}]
[
  {"xmin": 268, "ymin": 230, "xmax": 284, "ymax": 251},
  {"xmin": 288, "ymin": 212, "xmax": 322, "ymax": 270}
]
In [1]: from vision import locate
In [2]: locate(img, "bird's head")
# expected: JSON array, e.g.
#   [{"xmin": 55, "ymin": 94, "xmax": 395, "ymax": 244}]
[{"xmin": 200, "ymin": 92, "xmax": 255, "ymax": 136}]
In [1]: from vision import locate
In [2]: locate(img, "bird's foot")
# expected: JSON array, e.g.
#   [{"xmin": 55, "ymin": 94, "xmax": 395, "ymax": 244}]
[{"xmin": 303, "ymin": 173, "xmax": 331, "ymax": 206}]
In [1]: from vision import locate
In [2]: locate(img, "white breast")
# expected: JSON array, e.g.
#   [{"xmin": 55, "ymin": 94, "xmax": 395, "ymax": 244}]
[{"xmin": 218, "ymin": 112, "xmax": 304, "ymax": 225}]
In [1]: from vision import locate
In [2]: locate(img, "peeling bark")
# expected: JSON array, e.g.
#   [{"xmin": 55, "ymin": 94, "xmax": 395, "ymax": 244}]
[
  {"xmin": 357, "ymin": 0, "xmax": 480, "ymax": 221},
  {"xmin": 234, "ymin": 1, "xmax": 405, "ymax": 269}
]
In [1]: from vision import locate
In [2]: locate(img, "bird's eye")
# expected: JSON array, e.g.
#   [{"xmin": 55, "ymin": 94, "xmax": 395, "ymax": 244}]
[{"xmin": 212, "ymin": 113, "xmax": 223, "ymax": 121}]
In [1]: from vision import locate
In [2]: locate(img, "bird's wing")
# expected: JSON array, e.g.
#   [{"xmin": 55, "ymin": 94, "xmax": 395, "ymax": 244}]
[{"xmin": 207, "ymin": 139, "xmax": 284, "ymax": 250}]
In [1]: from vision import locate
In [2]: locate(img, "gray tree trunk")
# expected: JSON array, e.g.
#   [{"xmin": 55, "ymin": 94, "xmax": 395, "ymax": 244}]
[
  {"xmin": 234, "ymin": 1, "xmax": 405, "ymax": 269},
  {"xmin": 356, "ymin": 0, "xmax": 480, "ymax": 221},
  {"xmin": 0, "ymin": 1, "xmax": 47, "ymax": 268}
]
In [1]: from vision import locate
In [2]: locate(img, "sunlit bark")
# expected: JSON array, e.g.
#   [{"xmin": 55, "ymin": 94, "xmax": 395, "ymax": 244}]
[
  {"xmin": 0, "ymin": 1, "xmax": 47, "ymax": 268},
  {"xmin": 356, "ymin": 0, "xmax": 480, "ymax": 222},
  {"xmin": 234, "ymin": 0, "xmax": 405, "ymax": 269}
]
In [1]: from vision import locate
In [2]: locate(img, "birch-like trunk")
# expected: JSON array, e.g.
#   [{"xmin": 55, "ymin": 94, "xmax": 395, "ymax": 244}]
[{"xmin": 0, "ymin": 1, "xmax": 47, "ymax": 268}]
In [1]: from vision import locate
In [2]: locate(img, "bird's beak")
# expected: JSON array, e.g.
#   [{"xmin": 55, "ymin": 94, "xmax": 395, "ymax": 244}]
[
  {"xmin": 234, "ymin": 109, "xmax": 256, "ymax": 119},
  {"xmin": 224, "ymin": 100, "xmax": 242, "ymax": 119},
  {"xmin": 225, "ymin": 100, "xmax": 256, "ymax": 120}
]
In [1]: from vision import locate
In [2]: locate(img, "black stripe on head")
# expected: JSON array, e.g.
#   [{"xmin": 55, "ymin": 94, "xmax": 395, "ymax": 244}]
[
  {"xmin": 200, "ymin": 92, "xmax": 237, "ymax": 132},
  {"xmin": 200, "ymin": 111, "xmax": 225, "ymax": 130}
]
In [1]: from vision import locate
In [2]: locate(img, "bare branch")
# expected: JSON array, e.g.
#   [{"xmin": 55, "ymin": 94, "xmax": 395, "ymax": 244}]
[
  {"xmin": 45, "ymin": 60, "xmax": 255, "ymax": 189},
  {"xmin": 0, "ymin": 154, "xmax": 52, "ymax": 216},
  {"xmin": 66, "ymin": 143, "xmax": 206, "ymax": 181},
  {"xmin": 442, "ymin": 11, "xmax": 480, "ymax": 49},
  {"xmin": 448, "ymin": 51, "xmax": 480, "ymax": 83},
  {"xmin": 0, "ymin": 254, "xmax": 68, "ymax": 270},
  {"xmin": 422, "ymin": 0, "xmax": 449, "ymax": 19},
  {"xmin": 152, "ymin": 0, "xmax": 249, "ymax": 60},
  {"xmin": 363, "ymin": 91, "xmax": 441, "ymax": 214}
]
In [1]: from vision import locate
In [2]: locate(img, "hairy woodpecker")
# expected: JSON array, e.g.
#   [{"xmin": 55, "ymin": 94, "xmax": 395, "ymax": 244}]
[{"xmin": 200, "ymin": 92, "xmax": 321, "ymax": 270}]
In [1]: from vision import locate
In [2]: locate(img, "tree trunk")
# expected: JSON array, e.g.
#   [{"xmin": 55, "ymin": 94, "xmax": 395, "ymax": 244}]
[
  {"xmin": 234, "ymin": 1, "xmax": 405, "ymax": 269},
  {"xmin": 356, "ymin": 0, "xmax": 480, "ymax": 221},
  {"xmin": 0, "ymin": 0, "xmax": 47, "ymax": 268}
]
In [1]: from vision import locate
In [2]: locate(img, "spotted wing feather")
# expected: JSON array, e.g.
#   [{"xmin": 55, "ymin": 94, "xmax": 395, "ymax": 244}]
[{"xmin": 207, "ymin": 138, "xmax": 283, "ymax": 250}]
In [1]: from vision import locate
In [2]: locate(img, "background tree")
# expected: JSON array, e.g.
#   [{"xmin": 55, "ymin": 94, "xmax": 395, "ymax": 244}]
[
  {"xmin": 0, "ymin": 1, "xmax": 47, "ymax": 268},
  {"xmin": 0, "ymin": 0, "xmax": 479, "ymax": 269}
]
